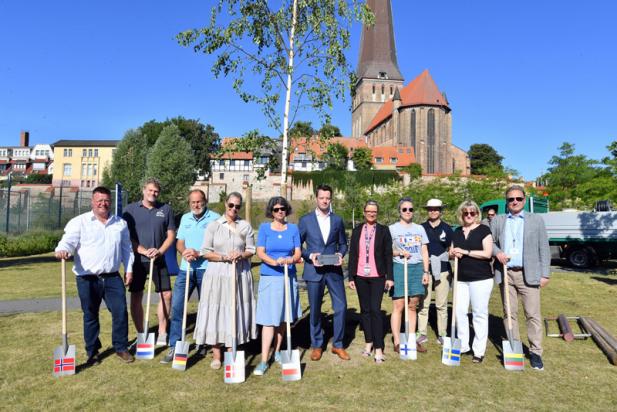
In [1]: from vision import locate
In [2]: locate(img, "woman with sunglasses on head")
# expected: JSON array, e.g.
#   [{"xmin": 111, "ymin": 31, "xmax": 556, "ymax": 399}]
[
  {"xmin": 194, "ymin": 192, "xmax": 257, "ymax": 370},
  {"xmin": 253, "ymin": 196, "xmax": 302, "ymax": 375},
  {"xmin": 348, "ymin": 200, "xmax": 393, "ymax": 363},
  {"xmin": 389, "ymin": 197, "xmax": 430, "ymax": 354},
  {"xmin": 450, "ymin": 200, "xmax": 494, "ymax": 363}
]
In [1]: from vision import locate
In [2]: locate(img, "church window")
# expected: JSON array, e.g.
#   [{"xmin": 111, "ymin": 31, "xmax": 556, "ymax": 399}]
[
  {"xmin": 410, "ymin": 110, "xmax": 416, "ymax": 149},
  {"xmin": 427, "ymin": 109, "xmax": 435, "ymax": 173},
  {"xmin": 390, "ymin": 86, "xmax": 393, "ymax": 95}
]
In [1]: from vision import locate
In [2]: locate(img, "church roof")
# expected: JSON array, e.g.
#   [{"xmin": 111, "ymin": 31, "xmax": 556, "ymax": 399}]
[
  {"xmin": 365, "ymin": 70, "xmax": 449, "ymax": 134},
  {"xmin": 356, "ymin": 0, "xmax": 403, "ymax": 82}
]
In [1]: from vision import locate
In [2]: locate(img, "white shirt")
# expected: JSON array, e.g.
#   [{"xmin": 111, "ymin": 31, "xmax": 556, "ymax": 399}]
[
  {"xmin": 55, "ymin": 211, "xmax": 134, "ymax": 276},
  {"xmin": 315, "ymin": 208, "xmax": 331, "ymax": 244}
]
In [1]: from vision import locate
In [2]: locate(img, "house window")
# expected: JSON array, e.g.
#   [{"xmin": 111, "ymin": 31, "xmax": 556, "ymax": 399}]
[
  {"xmin": 243, "ymin": 174, "xmax": 249, "ymax": 182},
  {"xmin": 243, "ymin": 160, "xmax": 250, "ymax": 167},
  {"xmin": 375, "ymin": 157, "xmax": 383, "ymax": 164},
  {"xmin": 391, "ymin": 157, "xmax": 397, "ymax": 164},
  {"xmin": 87, "ymin": 164, "xmax": 93, "ymax": 176},
  {"xmin": 230, "ymin": 160, "xmax": 236, "ymax": 167},
  {"xmin": 83, "ymin": 149, "xmax": 87, "ymax": 157},
  {"xmin": 219, "ymin": 173, "xmax": 224, "ymax": 180},
  {"xmin": 81, "ymin": 164, "xmax": 87, "ymax": 176},
  {"xmin": 94, "ymin": 149, "xmax": 98, "ymax": 157},
  {"xmin": 64, "ymin": 148, "xmax": 72, "ymax": 157},
  {"xmin": 63, "ymin": 163, "xmax": 72, "ymax": 176},
  {"xmin": 93, "ymin": 164, "xmax": 97, "ymax": 176},
  {"xmin": 88, "ymin": 149, "xmax": 93, "ymax": 157},
  {"xmin": 81, "ymin": 180, "xmax": 85, "ymax": 187}
]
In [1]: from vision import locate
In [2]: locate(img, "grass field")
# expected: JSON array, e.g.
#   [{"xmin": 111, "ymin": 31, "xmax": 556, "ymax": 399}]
[{"xmin": 1, "ymin": 257, "xmax": 616, "ymax": 411}]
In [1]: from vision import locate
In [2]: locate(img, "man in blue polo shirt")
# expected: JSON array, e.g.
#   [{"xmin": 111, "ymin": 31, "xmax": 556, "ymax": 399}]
[{"xmin": 161, "ymin": 189, "xmax": 220, "ymax": 363}]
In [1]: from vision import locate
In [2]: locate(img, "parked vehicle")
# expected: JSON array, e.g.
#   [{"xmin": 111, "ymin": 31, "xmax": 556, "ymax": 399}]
[{"xmin": 480, "ymin": 198, "xmax": 617, "ymax": 268}]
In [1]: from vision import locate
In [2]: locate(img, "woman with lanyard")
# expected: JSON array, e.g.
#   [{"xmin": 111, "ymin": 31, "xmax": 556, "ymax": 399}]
[
  {"xmin": 348, "ymin": 200, "xmax": 393, "ymax": 363},
  {"xmin": 194, "ymin": 192, "xmax": 257, "ymax": 369},
  {"xmin": 253, "ymin": 196, "xmax": 302, "ymax": 376},
  {"xmin": 389, "ymin": 197, "xmax": 430, "ymax": 354},
  {"xmin": 450, "ymin": 200, "xmax": 494, "ymax": 363}
]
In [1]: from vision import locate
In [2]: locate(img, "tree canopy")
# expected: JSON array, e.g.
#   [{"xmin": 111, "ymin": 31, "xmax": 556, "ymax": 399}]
[
  {"xmin": 103, "ymin": 129, "xmax": 149, "ymax": 201},
  {"xmin": 468, "ymin": 143, "xmax": 504, "ymax": 175},
  {"xmin": 318, "ymin": 123, "xmax": 342, "ymax": 138},
  {"xmin": 351, "ymin": 147, "xmax": 372, "ymax": 171},
  {"xmin": 288, "ymin": 121, "xmax": 315, "ymax": 138},
  {"xmin": 324, "ymin": 142, "xmax": 348, "ymax": 170}
]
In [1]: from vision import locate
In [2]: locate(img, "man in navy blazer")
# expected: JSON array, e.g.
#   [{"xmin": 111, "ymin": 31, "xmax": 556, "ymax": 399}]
[{"xmin": 299, "ymin": 184, "xmax": 350, "ymax": 361}]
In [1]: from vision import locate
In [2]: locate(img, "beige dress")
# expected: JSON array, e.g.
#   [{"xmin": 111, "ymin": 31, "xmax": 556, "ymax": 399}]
[{"xmin": 194, "ymin": 216, "xmax": 257, "ymax": 347}]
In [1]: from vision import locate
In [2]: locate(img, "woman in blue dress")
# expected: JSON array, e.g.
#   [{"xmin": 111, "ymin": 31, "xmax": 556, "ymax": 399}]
[{"xmin": 253, "ymin": 196, "xmax": 302, "ymax": 375}]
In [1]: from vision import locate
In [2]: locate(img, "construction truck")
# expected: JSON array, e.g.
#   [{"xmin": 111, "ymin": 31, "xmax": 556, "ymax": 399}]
[{"xmin": 480, "ymin": 198, "xmax": 617, "ymax": 268}]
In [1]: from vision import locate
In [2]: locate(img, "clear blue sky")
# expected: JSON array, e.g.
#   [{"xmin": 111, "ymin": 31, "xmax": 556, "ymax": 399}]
[{"xmin": 1, "ymin": 0, "xmax": 616, "ymax": 180}]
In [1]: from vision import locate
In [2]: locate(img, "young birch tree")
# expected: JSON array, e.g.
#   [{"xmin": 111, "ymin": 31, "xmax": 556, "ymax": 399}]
[{"xmin": 177, "ymin": 0, "xmax": 373, "ymax": 194}]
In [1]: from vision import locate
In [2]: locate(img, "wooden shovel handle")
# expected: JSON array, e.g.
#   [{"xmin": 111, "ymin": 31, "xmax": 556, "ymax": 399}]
[
  {"xmin": 61, "ymin": 258, "xmax": 67, "ymax": 337},
  {"xmin": 450, "ymin": 257, "xmax": 458, "ymax": 339},
  {"xmin": 143, "ymin": 258, "xmax": 155, "ymax": 332},
  {"xmin": 503, "ymin": 267, "xmax": 513, "ymax": 332},
  {"xmin": 403, "ymin": 256, "xmax": 408, "ymax": 332},
  {"xmin": 181, "ymin": 264, "xmax": 190, "ymax": 340}
]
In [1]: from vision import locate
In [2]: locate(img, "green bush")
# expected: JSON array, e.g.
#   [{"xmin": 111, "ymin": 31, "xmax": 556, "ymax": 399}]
[{"xmin": 0, "ymin": 231, "xmax": 63, "ymax": 258}]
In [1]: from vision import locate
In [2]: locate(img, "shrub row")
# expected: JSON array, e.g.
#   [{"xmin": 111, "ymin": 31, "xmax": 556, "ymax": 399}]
[{"xmin": 0, "ymin": 231, "xmax": 63, "ymax": 258}]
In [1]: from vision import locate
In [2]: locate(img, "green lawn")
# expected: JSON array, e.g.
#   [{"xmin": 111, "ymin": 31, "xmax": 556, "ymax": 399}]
[{"xmin": 1, "ymin": 258, "xmax": 616, "ymax": 410}]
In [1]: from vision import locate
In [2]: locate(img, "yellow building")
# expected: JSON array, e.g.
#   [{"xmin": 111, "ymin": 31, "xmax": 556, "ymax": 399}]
[{"xmin": 51, "ymin": 140, "xmax": 119, "ymax": 188}]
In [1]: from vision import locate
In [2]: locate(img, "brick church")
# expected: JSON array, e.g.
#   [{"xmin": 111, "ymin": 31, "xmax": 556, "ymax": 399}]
[{"xmin": 352, "ymin": 0, "xmax": 469, "ymax": 175}]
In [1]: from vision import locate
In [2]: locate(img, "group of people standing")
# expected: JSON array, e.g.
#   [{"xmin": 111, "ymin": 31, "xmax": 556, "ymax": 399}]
[{"xmin": 54, "ymin": 180, "xmax": 550, "ymax": 373}]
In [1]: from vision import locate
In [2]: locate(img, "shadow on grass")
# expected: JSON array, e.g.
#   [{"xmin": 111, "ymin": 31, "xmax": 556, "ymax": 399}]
[
  {"xmin": 591, "ymin": 276, "xmax": 617, "ymax": 286},
  {"xmin": 0, "ymin": 254, "xmax": 57, "ymax": 268},
  {"xmin": 552, "ymin": 259, "xmax": 617, "ymax": 275}
]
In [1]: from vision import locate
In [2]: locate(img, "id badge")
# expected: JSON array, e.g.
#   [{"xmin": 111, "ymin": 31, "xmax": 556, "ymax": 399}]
[
  {"xmin": 363, "ymin": 265, "xmax": 371, "ymax": 275},
  {"xmin": 510, "ymin": 247, "xmax": 520, "ymax": 255}
]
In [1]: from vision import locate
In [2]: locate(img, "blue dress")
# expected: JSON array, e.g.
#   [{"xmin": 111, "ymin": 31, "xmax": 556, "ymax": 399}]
[{"xmin": 255, "ymin": 222, "xmax": 302, "ymax": 326}]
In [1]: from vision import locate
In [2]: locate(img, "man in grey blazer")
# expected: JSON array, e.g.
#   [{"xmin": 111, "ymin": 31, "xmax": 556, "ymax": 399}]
[{"xmin": 490, "ymin": 185, "xmax": 551, "ymax": 370}]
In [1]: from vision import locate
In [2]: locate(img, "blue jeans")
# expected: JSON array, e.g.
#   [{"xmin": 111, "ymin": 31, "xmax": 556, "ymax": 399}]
[
  {"xmin": 169, "ymin": 268, "xmax": 205, "ymax": 347},
  {"xmin": 76, "ymin": 274, "xmax": 128, "ymax": 356}
]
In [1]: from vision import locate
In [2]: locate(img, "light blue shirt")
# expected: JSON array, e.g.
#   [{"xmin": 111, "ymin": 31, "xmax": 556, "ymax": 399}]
[
  {"xmin": 504, "ymin": 211, "xmax": 525, "ymax": 267},
  {"xmin": 177, "ymin": 209, "xmax": 220, "ymax": 270}
]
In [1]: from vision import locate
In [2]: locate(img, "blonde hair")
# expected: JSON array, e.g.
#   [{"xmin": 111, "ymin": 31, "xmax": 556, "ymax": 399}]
[{"xmin": 456, "ymin": 200, "xmax": 481, "ymax": 226}]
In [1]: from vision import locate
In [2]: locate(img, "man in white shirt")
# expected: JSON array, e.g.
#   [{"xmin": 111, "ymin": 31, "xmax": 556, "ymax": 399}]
[{"xmin": 55, "ymin": 186, "xmax": 135, "ymax": 365}]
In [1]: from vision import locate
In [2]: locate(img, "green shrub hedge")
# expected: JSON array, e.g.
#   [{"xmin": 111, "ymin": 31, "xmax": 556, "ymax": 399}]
[{"xmin": 0, "ymin": 231, "xmax": 63, "ymax": 258}]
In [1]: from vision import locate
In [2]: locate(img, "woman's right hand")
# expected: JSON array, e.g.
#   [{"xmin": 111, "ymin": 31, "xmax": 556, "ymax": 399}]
[{"xmin": 348, "ymin": 280, "xmax": 356, "ymax": 290}]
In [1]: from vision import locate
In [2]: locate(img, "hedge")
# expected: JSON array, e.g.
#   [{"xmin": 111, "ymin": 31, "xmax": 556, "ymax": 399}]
[{"xmin": 0, "ymin": 231, "xmax": 63, "ymax": 258}]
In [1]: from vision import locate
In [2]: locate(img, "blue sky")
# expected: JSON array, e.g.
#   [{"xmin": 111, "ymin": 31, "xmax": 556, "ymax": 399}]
[{"xmin": 1, "ymin": 0, "xmax": 615, "ymax": 180}]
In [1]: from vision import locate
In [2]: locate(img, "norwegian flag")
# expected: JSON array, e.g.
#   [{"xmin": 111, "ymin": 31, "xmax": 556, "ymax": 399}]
[{"xmin": 54, "ymin": 357, "xmax": 75, "ymax": 373}]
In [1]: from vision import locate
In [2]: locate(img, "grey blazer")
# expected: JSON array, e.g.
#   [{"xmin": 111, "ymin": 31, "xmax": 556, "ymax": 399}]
[{"xmin": 490, "ymin": 212, "xmax": 551, "ymax": 285}]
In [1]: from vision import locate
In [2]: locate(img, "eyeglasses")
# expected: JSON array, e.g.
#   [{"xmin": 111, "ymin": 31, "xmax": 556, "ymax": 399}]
[
  {"xmin": 272, "ymin": 206, "xmax": 287, "ymax": 213},
  {"xmin": 227, "ymin": 203, "xmax": 241, "ymax": 210},
  {"xmin": 401, "ymin": 208, "xmax": 414, "ymax": 213},
  {"xmin": 463, "ymin": 211, "xmax": 477, "ymax": 217},
  {"xmin": 507, "ymin": 197, "xmax": 524, "ymax": 203},
  {"xmin": 94, "ymin": 199, "xmax": 111, "ymax": 204}
]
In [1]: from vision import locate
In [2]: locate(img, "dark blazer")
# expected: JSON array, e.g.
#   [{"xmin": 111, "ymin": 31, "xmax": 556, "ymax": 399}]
[
  {"xmin": 298, "ymin": 211, "xmax": 348, "ymax": 282},
  {"xmin": 348, "ymin": 222, "xmax": 393, "ymax": 282}
]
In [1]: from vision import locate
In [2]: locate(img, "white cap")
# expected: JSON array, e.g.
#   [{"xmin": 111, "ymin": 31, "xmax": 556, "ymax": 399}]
[{"xmin": 424, "ymin": 198, "xmax": 445, "ymax": 208}]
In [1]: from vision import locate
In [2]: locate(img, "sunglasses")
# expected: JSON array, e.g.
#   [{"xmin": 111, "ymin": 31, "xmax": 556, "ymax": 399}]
[
  {"xmin": 228, "ymin": 203, "xmax": 241, "ymax": 210},
  {"xmin": 463, "ymin": 211, "xmax": 477, "ymax": 217},
  {"xmin": 507, "ymin": 197, "xmax": 525, "ymax": 203},
  {"xmin": 401, "ymin": 207, "xmax": 414, "ymax": 213},
  {"xmin": 272, "ymin": 206, "xmax": 287, "ymax": 213},
  {"xmin": 427, "ymin": 208, "xmax": 441, "ymax": 212}
]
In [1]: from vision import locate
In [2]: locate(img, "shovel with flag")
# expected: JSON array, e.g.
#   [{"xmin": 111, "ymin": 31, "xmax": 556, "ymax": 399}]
[
  {"xmin": 135, "ymin": 258, "xmax": 155, "ymax": 360},
  {"xmin": 224, "ymin": 259, "xmax": 245, "ymax": 384},
  {"xmin": 53, "ymin": 258, "xmax": 76, "ymax": 377},
  {"xmin": 399, "ymin": 256, "xmax": 417, "ymax": 360},
  {"xmin": 502, "ymin": 267, "xmax": 524, "ymax": 370},
  {"xmin": 172, "ymin": 263, "xmax": 192, "ymax": 371},
  {"xmin": 280, "ymin": 263, "xmax": 302, "ymax": 381},
  {"xmin": 442, "ymin": 257, "xmax": 461, "ymax": 366}
]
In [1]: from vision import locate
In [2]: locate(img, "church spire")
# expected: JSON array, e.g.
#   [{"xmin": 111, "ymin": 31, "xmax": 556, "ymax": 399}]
[{"xmin": 356, "ymin": 0, "xmax": 404, "ymax": 82}]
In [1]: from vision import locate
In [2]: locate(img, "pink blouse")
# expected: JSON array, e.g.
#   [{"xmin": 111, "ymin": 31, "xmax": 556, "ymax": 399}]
[{"xmin": 357, "ymin": 224, "xmax": 379, "ymax": 278}]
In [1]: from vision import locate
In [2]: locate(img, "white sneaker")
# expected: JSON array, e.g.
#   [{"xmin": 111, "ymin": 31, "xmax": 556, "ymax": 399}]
[{"xmin": 156, "ymin": 333, "xmax": 167, "ymax": 347}]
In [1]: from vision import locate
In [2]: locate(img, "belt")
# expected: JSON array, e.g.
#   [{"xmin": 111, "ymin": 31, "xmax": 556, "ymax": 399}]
[
  {"xmin": 81, "ymin": 272, "xmax": 120, "ymax": 279},
  {"xmin": 507, "ymin": 266, "xmax": 523, "ymax": 271}
]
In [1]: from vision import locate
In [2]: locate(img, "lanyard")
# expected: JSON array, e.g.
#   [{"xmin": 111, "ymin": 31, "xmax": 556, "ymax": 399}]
[
  {"xmin": 364, "ymin": 224, "xmax": 376, "ymax": 264},
  {"xmin": 507, "ymin": 216, "xmax": 522, "ymax": 248}
]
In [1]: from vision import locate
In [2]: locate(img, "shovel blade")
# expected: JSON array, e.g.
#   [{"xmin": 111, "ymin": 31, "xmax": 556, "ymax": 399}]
[
  {"xmin": 399, "ymin": 333, "xmax": 417, "ymax": 361},
  {"xmin": 172, "ymin": 341, "xmax": 190, "ymax": 371},
  {"xmin": 223, "ymin": 351, "xmax": 245, "ymax": 384},
  {"xmin": 280, "ymin": 350, "xmax": 302, "ymax": 381},
  {"xmin": 441, "ymin": 337, "xmax": 461, "ymax": 366},
  {"xmin": 502, "ymin": 339, "xmax": 525, "ymax": 371},
  {"xmin": 135, "ymin": 333, "xmax": 155, "ymax": 360},
  {"xmin": 53, "ymin": 344, "xmax": 76, "ymax": 377}
]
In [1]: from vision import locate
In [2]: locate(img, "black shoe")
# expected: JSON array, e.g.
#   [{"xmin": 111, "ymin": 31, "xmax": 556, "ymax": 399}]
[
  {"xmin": 87, "ymin": 352, "xmax": 101, "ymax": 366},
  {"xmin": 472, "ymin": 355, "xmax": 484, "ymax": 363},
  {"xmin": 530, "ymin": 353, "xmax": 544, "ymax": 370},
  {"xmin": 197, "ymin": 345, "xmax": 207, "ymax": 357}
]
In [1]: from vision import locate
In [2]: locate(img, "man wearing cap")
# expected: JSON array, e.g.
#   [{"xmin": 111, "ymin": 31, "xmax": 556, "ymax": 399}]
[
  {"xmin": 161, "ymin": 189, "xmax": 220, "ymax": 363},
  {"xmin": 491, "ymin": 184, "xmax": 550, "ymax": 370},
  {"xmin": 418, "ymin": 198, "xmax": 454, "ymax": 347}
]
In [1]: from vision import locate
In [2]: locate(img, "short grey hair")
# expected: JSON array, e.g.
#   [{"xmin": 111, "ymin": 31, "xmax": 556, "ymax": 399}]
[
  {"xmin": 226, "ymin": 191, "xmax": 243, "ymax": 203},
  {"xmin": 143, "ymin": 177, "xmax": 161, "ymax": 190},
  {"xmin": 364, "ymin": 199, "xmax": 379, "ymax": 211},
  {"xmin": 505, "ymin": 184, "xmax": 526, "ymax": 198}
]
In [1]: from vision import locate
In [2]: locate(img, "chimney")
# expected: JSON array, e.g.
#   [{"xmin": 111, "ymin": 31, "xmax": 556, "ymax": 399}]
[{"xmin": 20, "ymin": 131, "xmax": 30, "ymax": 147}]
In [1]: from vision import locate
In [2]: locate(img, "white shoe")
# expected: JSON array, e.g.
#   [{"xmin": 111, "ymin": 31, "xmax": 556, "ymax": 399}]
[{"xmin": 156, "ymin": 333, "xmax": 167, "ymax": 347}]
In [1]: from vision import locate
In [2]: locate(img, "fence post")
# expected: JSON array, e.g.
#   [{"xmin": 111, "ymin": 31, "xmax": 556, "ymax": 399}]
[
  {"xmin": 57, "ymin": 184, "xmax": 64, "ymax": 229},
  {"xmin": 5, "ymin": 172, "xmax": 11, "ymax": 234}
]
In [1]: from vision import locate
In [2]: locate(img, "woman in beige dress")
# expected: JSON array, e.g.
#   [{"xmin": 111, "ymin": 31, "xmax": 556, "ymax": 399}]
[{"xmin": 195, "ymin": 192, "xmax": 257, "ymax": 369}]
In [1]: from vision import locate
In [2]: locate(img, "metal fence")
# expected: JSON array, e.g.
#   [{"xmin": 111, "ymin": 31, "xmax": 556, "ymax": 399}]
[{"xmin": 0, "ymin": 187, "xmax": 128, "ymax": 234}]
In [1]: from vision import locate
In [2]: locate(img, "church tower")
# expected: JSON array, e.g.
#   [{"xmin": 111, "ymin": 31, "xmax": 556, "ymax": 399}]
[{"xmin": 351, "ymin": 0, "xmax": 404, "ymax": 138}]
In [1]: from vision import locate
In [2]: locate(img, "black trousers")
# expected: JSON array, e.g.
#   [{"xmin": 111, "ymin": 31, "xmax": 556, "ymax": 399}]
[{"xmin": 355, "ymin": 276, "xmax": 386, "ymax": 350}]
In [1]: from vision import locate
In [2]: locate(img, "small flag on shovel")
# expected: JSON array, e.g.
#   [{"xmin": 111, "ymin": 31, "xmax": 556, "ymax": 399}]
[
  {"xmin": 135, "ymin": 258, "xmax": 156, "ymax": 360},
  {"xmin": 400, "ymin": 256, "xmax": 417, "ymax": 361},
  {"xmin": 172, "ymin": 264, "xmax": 192, "ymax": 371},
  {"xmin": 281, "ymin": 263, "xmax": 302, "ymax": 381},
  {"xmin": 442, "ymin": 257, "xmax": 461, "ymax": 367},
  {"xmin": 53, "ymin": 258, "xmax": 76, "ymax": 378},
  {"xmin": 224, "ymin": 260, "xmax": 245, "ymax": 384},
  {"xmin": 502, "ymin": 267, "xmax": 524, "ymax": 371}
]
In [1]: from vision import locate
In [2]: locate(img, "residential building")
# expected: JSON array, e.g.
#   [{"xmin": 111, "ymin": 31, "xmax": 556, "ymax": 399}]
[
  {"xmin": 0, "ymin": 131, "xmax": 53, "ymax": 177},
  {"xmin": 51, "ymin": 140, "xmax": 118, "ymax": 188}
]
